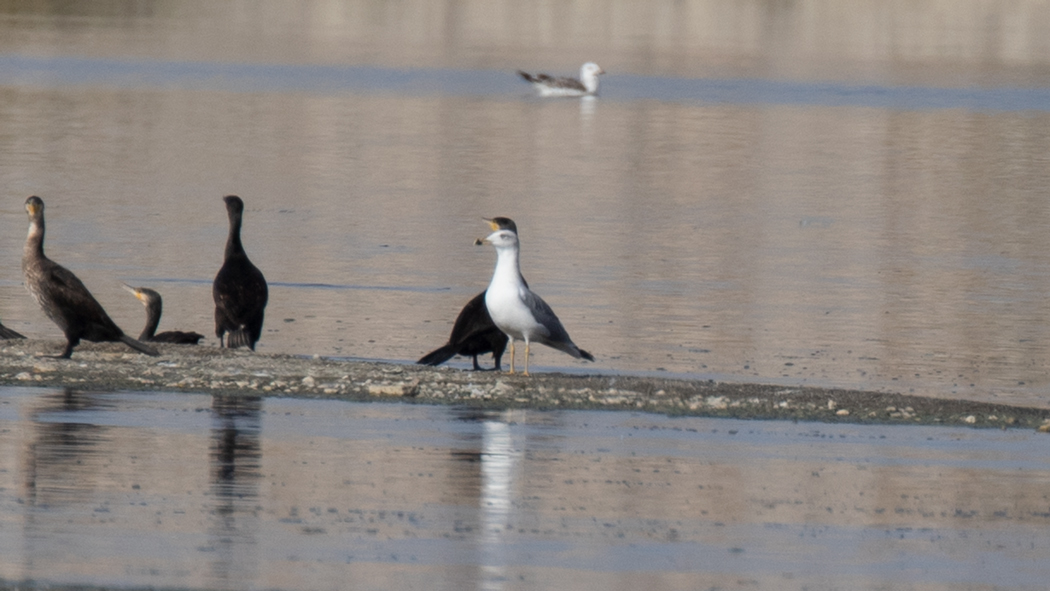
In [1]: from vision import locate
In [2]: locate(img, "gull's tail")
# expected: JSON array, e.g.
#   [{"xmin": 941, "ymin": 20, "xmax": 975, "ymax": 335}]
[
  {"xmin": 545, "ymin": 339, "xmax": 594, "ymax": 362},
  {"xmin": 119, "ymin": 334, "xmax": 160, "ymax": 357}
]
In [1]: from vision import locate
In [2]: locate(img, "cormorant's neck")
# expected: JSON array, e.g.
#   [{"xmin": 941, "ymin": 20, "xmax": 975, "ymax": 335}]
[
  {"xmin": 140, "ymin": 299, "xmax": 162, "ymax": 340},
  {"xmin": 24, "ymin": 217, "xmax": 45, "ymax": 260},
  {"xmin": 224, "ymin": 214, "xmax": 245, "ymax": 260}
]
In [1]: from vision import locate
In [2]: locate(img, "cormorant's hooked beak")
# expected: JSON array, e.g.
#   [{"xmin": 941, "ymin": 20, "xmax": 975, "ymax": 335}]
[
  {"xmin": 476, "ymin": 217, "xmax": 501, "ymax": 245},
  {"xmin": 121, "ymin": 283, "xmax": 146, "ymax": 302}
]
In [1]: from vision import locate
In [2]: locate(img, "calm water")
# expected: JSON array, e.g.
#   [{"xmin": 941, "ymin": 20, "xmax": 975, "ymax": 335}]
[
  {"xmin": 2, "ymin": 387, "xmax": 1049, "ymax": 591},
  {"xmin": 3, "ymin": 4, "xmax": 1050, "ymax": 588},
  {"xmin": 3, "ymin": 2, "xmax": 1050, "ymax": 405}
]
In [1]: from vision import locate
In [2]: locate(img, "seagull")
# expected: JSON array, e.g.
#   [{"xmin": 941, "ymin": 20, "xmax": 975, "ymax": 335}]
[
  {"xmin": 481, "ymin": 227, "xmax": 593, "ymax": 375},
  {"xmin": 418, "ymin": 217, "xmax": 522, "ymax": 371},
  {"xmin": 517, "ymin": 62, "xmax": 605, "ymax": 97}
]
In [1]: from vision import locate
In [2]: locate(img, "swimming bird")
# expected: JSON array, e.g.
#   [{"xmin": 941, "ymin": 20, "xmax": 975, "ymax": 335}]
[
  {"xmin": 481, "ymin": 227, "xmax": 593, "ymax": 375},
  {"xmin": 122, "ymin": 284, "xmax": 204, "ymax": 344},
  {"xmin": 213, "ymin": 195, "xmax": 268, "ymax": 350},
  {"xmin": 0, "ymin": 319, "xmax": 25, "ymax": 340},
  {"xmin": 20, "ymin": 196, "xmax": 159, "ymax": 359},
  {"xmin": 517, "ymin": 62, "xmax": 605, "ymax": 97},
  {"xmin": 418, "ymin": 217, "xmax": 521, "ymax": 370}
]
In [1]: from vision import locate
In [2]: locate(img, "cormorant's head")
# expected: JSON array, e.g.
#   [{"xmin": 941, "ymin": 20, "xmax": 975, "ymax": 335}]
[
  {"xmin": 223, "ymin": 195, "xmax": 244, "ymax": 216},
  {"xmin": 476, "ymin": 217, "xmax": 518, "ymax": 245},
  {"xmin": 24, "ymin": 196, "xmax": 43, "ymax": 220},
  {"xmin": 485, "ymin": 217, "xmax": 518, "ymax": 233},
  {"xmin": 122, "ymin": 284, "xmax": 161, "ymax": 306}
]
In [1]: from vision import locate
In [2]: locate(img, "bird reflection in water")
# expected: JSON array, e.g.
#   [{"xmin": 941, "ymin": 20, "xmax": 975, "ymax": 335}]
[
  {"xmin": 22, "ymin": 389, "xmax": 112, "ymax": 508},
  {"xmin": 206, "ymin": 395, "xmax": 262, "ymax": 589},
  {"xmin": 450, "ymin": 409, "xmax": 526, "ymax": 589}
]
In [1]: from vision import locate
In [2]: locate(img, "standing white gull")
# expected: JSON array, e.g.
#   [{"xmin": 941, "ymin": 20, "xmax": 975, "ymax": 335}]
[
  {"xmin": 517, "ymin": 62, "xmax": 605, "ymax": 97},
  {"xmin": 481, "ymin": 228, "xmax": 593, "ymax": 375}
]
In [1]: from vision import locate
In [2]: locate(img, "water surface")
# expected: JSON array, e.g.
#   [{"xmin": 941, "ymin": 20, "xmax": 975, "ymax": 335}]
[
  {"xmin": 1, "ymin": 1, "xmax": 1050, "ymax": 407},
  {"xmin": 2, "ymin": 388, "xmax": 1049, "ymax": 590}
]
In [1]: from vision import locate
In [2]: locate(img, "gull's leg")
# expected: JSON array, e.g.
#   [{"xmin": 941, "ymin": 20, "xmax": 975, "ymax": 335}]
[
  {"xmin": 508, "ymin": 339, "xmax": 516, "ymax": 374},
  {"xmin": 523, "ymin": 340, "xmax": 530, "ymax": 376}
]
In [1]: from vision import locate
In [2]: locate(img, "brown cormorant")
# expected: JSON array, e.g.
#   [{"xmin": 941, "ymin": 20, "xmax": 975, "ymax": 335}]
[
  {"xmin": 213, "ymin": 195, "xmax": 267, "ymax": 350},
  {"xmin": 122, "ymin": 284, "xmax": 204, "ymax": 344},
  {"xmin": 0, "ymin": 319, "xmax": 25, "ymax": 340},
  {"xmin": 21, "ymin": 196, "xmax": 159, "ymax": 359},
  {"xmin": 418, "ymin": 217, "xmax": 520, "ymax": 370},
  {"xmin": 481, "ymin": 226, "xmax": 593, "ymax": 376}
]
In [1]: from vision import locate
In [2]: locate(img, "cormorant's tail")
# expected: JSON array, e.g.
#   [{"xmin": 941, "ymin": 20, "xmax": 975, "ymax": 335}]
[
  {"xmin": 418, "ymin": 344, "xmax": 456, "ymax": 366},
  {"xmin": 577, "ymin": 348, "xmax": 595, "ymax": 362},
  {"xmin": 119, "ymin": 334, "xmax": 160, "ymax": 357},
  {"xmin": 0, "ymin": 325, "xmax": 26, "ymax": 340},
  {"xmin": 226, "ymin": 328, "xmax": 255, "ymax": 350}
]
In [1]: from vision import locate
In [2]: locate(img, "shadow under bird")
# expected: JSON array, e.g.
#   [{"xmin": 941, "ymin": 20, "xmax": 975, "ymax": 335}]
[
  {"xmin": 418, "ymin": 217, "xmax": 521, "ymax": 371},
  {"xmin": 517, "ymin": 62, "xmax": 605, "ymax": 97},
  {"xmin": 122, "ymin": 284, "xmax": 204, "ymax": 344},
  {"xmin": 480, "ymin": 226, "xmax": 593, "ymax": 376},
  {"xmin": 20, "ymin": 196, "xmax": 159, "ymax": 359},
  {"xmin": 213, "ymin": 195, "xmax": 268, "ymax": 350}
]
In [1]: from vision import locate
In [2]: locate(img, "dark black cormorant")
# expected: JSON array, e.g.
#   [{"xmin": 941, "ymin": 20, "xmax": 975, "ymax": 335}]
[
  {"xmin": 418, "ymin": 217, "xmax": 521, "ymax": 370},
  {"xmin": 0, "ymin": 319, "xmax": 25, "ymax": 340},
  {"xmin": 213, "ymin": 195, "xmax": 268, "ymax": 350},
  {"xmin": 122, "ymin": 284, "xmax": 205, "ymax": 344},
  {"xmin": 20, "ymin": 196, "xmax": 159, "ymax": 359}
]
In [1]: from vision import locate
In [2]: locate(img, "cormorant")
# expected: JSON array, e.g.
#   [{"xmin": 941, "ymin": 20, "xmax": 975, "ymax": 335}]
[
  {"xmin": 122, "ymin": 284, "xmax": 205, "ymax": 344},
  {"xmin": 481, "ymin": 227, "xmax": 593, "ymax": 376},
  {"xmin": 418, "ymin": 217, "xmax": 520, "ymax": 370},
  {"xmin": 0, "ymin": 319, "xmax": 25, "ymax": 340},
  {"xmin": 213, "ymin": 195, "xmax": 268, "ymax": 350},
  {"xmin": 21, "ymin": 196, "xmax": 159, "ymax": 358}
]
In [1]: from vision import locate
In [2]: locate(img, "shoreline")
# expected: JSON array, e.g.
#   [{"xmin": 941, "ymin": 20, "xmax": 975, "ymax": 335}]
[{"xmin": 0, "ymin": 339, "xmax": 1048, "ymax": 430}]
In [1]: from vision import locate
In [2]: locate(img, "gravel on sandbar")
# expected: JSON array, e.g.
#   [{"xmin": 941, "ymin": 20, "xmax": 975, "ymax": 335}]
[{"xmin": 1, "ymin": 339, "xmax": 1048, "ymax": 430}]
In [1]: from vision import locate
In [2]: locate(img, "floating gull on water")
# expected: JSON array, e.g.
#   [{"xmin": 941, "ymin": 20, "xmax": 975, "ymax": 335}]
[
  {"xmin": 517, "ymin": 62, "xmax": 605, "ymax": 97},
  {"xmin": 481, "ymin": 227, "xmax": 593, "ymax": 375},
  {"xmin": 418, "ymin": 217, "xmax": 522, "ymax": 371}
]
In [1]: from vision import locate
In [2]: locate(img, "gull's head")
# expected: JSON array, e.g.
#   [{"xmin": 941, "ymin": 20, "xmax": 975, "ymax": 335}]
[
  {"xmin": 481, "ymin": 229, "xmax": 519, "ymax": 250},
  {"xmin": 581, "ymin": 62, "xmax": 604, "ymax": 77},
  {"xmin": 579, "ymin": 62, "xmax": 604, "ymax": 94}
]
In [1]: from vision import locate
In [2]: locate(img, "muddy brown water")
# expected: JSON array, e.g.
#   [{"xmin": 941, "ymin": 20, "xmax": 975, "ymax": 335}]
[
  {"xmin": 2, "ymin": 2, "xmax": 1050, "ymax": 589},
  {"xmin": 1, "ymin": 387, "xmax": 1049, "ymax": 591}
]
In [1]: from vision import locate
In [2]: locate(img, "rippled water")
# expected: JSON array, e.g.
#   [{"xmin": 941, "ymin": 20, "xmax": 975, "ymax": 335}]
[
  {"xmin": 2, "ymin": 388, "xmax": 1049, "ymax": 591},
  {"xmin": 3, "ymin": 1, "xmax": 1050, "ymax": 405}
]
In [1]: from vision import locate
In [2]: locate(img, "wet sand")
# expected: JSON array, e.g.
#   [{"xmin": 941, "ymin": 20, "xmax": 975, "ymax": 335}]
[{"xmin": 1, "ymin": 340, "xmax": 1047, "ymax": 430}]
